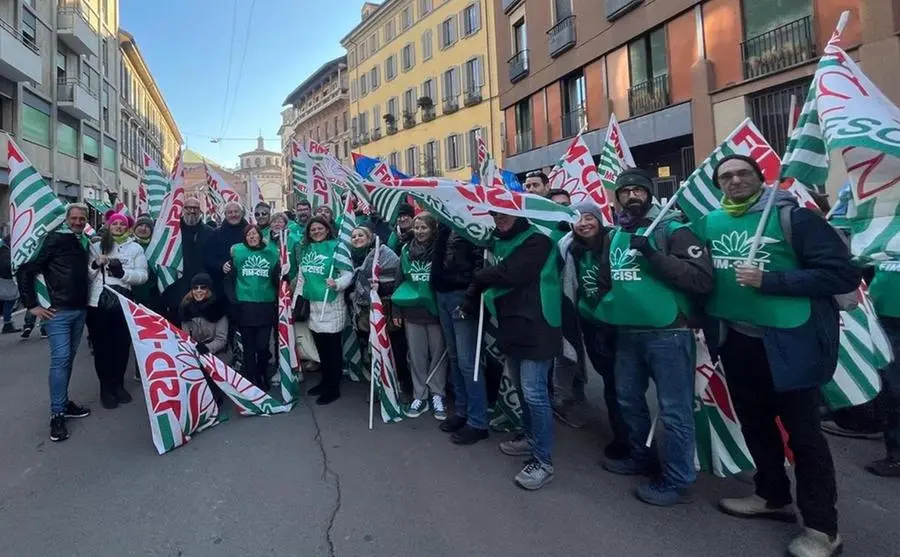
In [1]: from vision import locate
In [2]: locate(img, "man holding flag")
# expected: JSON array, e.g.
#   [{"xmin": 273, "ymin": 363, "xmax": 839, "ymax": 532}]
[{"xmin": 694, "ymin": 155, "xmax": 860, "ymax": 557}]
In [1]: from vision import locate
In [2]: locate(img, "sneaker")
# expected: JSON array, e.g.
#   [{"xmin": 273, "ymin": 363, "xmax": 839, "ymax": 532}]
[
  {"xmin": 316, "ymin": 391, "xmax": 341, "ymax": 406},
  {"xmin": 602, "ymin": 456, "xmax": 659, "ymax": 477},
  {"xmin": 39, "ymin": 328, "xmax": 48, "ymax": 339},
  {"xmin": 635, "ymin": 480, "xmax": 694, "ymax": 507},
  {"xmin": 20, "ymin": 327, "xmax": 33, "ymax": 339},
  {"xmin": 719, "ymin": 494, "xmax": 797, "ymax": 522},
  {"xmin": 63, "ymin": 401, "xmax": 91, "ymax": 419},
  {"xmin": 271, "ymin": 373, "xmax": 281, "ymax": 386},
  {"xmin": 439, "ymin": 415, "xmax": 466, "ymax": 433},
  {"xmin": 499, "ymin": 434, "xmax": 532, "ymax": 457},
  {"xmin": 431, "ymin": 395, "xmax": 447, "ymax": 421},
  {"xmin": 552, "ymin": 401, "xmax": 587, "ymax": 429},
  {"xmin": 450, "ymin": 425, "xmax": 489, "ymax": 445},
  {"xmin": 866, "ymin": 458, "xmax": 900, "ymax": 477},
  {"xmin": 114, "ymin": 387, "xmax": 133, "ymax": 404},
  {"xmin": 2, "ymin": 322, "xmax": 21, "ymax": 334},
  {"xmin": 514, "ymin": 458, "xmax": 554, "ymax": 490},
  {"xmin": 405, "ymin": 398, "xmax": 429, "ymax": 418},
  {"xmin": 787, "ymin": 528, "xmax": 843, "ymax": 557},
  {"xmin": 100, "ymin": 392, "xmax": 119, "ymax": 410},
  {"xmin": 50, "ymin": 414, "xmax": 69, "ymax": 442}
]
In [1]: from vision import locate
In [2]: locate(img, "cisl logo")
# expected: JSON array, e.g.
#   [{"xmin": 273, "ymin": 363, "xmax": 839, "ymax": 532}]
[
  {"xmin": 301, "ymin": 251, "xmax": 328, "ymax": 275},
  {"xmin": 242, "ymin": 254, "xmax": 272, "ymax": 278},
  {"xmin": 710, "ymin": 230, "xmax": 775, "ymax": 271},
  {"xmin": 610, "ymin": 247, "xmax": 642, "ymax": 281},
  {"xmin": 409, "ymin": 260, "xmax": 431, "ymax": 282},
  {"xmin": 581, "ymin": 263, "xmax": 602, "ymax": 296}
]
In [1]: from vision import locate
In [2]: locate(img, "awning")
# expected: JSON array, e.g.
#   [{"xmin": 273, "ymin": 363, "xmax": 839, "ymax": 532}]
[{"xmin": 86, "ymin": 199, "xmax": 112, "ymax": 214}]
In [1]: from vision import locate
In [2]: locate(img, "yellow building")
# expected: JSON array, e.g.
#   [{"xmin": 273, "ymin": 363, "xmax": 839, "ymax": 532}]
[{"xmin": 341, "ymin": 0, "xmax": 503, "ymax": 181}]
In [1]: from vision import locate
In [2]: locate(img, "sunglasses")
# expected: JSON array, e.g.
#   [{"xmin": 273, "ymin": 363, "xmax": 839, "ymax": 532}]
[
  {"xmin": 254, "ymin": 212, "xmax": 269, "ymax": 217},
  {"xmin": 191, "ymin": 285, "xmax": 209, "ymax": 291},
  {"xmin": 717, "ymin": 169, "xmax": 758, "ymax": 184}
]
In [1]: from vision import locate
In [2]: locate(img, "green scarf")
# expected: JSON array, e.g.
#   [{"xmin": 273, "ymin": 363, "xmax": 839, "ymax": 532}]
[
  {"xmin": 113, "ymin": 233, "xmax": 130, "ymax": 244},
  {"xmin": 721, "ymin": 189, "xmax": 763, "ymax": 217}
]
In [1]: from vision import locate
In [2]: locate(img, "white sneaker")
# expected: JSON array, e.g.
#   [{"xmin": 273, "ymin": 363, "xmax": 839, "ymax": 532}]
[
  {"xmin": 405, "ymin": 398, "xmax": 429, "ymax": 418},
  {"xmin": 719, "ymin": 494, "xmax": 797, "ymax": 522},
  {"xmin": 787, "ymin": 528, "xmax": 843, "ymax": 557},
  {"xmin": 431, "ymin": 395, "xmax": 447, "ymax": 421}
]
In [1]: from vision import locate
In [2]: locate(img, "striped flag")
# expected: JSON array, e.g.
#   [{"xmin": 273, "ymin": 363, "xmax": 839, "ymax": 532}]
[
  {"xmin": 548, "ymin": 133, "xmax": 615, "ymax": 225},
  {"xmin": 369, "ymin": 245, "xmax": 404, "ymax": 423},
  {"xmin": 597, "ymin": 113, "xmax": 636, "ymax": 191},
  {"xmin": 367, "ymin": 161, "xmax": 411, "ymax": 222},
  {"xmin": 247, "ymin": 176, "xmax": 263, "ymax": 223},
  {"xmin": 142, "ymin": 152, "xmax": 171, "ymax": 220},
  {"xmin": 482, "ymin": 316, "xmax": 523, "ymax": 433},
  {"xmin": 145, "ymin": 181, "xmax": 184, "ymax": 292},
  {"xmin": 277, "ymin": 230, "xmax": 301, "ymax": 404},
  {"xmin": 204, "ymin": 161, "xmax": 241, "ymax": 220},
  {"xmin": 677, "ymin": 119, "xmax": 782, "ymax": 222},
  {"xmin": 137, "ymin": 176, "xmax": 148, "ymax": 216},
  {"xmin": 333, "ymin": 195, "xmax": 356, "ymax": 273},
  {"xmin": 341, "ymin": 326, "xmax": 367, "ymax": 382},
  {"xmin": 476, "ymin": 130, "xmax": 505, "ymax": 190}
]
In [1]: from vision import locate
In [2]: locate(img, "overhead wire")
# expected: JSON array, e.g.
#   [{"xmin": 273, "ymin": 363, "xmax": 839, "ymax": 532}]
[
  {"xmin": 219, "ymin": 0, "xmax": 239, "ymax": 137},
  {"xmin": 221, "ymin": 0, "xmax": 258, "ymax": 137}
]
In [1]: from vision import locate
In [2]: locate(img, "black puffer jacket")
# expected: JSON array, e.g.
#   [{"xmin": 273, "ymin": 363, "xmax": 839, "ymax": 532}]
[
  {"xmin": 161, "ymin": 220, "xmax": 215, "ymax": 314},
  {"xmin": 0, "ymin": 241, "xmax": 11, "ymax": 279},
  {"xmin": 16, "ymin": 232, "xmax": 89, "ymax": 310},
  {"xmin": 431, "ymin": 225, "xmax": 483, "ymax": 293}
]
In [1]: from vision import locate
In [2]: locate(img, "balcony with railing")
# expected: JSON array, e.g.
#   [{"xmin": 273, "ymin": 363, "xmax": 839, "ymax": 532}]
[
  {"xmin": 515, "ymin": 128, "xmax": 533, "ymax": 153},
  {"xmin": 0, "ymin": 17, "xmax": 41, "ymax": 83},
  {"xmin": 421, "ymin": 104, "xmax": 436, "ymax": 122},
  {"xmin": 371, "ymin": 127, "xmax": 382, "ymax": 141},
  {"xmin": 58, "ymin": 76, "xmax": 100, "ymax": 120},
  {"xmin": 442, "ymin": 95, "xmax": 460, "ymax": 115},
  {"xmin": 606, "ymin": 0, "xmax": 643, "ymax": 22},
  {"xmin": 502, "ymin": 0, "xmax": 523, "ymax": 13},
  {"xmin": 359, "ymin": 131, "xmax": 370, "ymax": 145},
  {"xmin": 562, "ymin": 107, "xmax": 585, "ymax": 139},
  {"xmin": 741, "ymin": 16, "xmax": 815, "ymax": 80},
  {"xmin": 547, "ymin": 15, "xmax": 576, "ymax": 58},
  {"xmin": 57, "ymin": 1, "xmax": 97, "ymax": 56},
  {"xmin": 403, "ymin": 111, "xmax": 416, "ymax": 129},
  {"xmin": 291, "ymin": 85, "xmax": 349, "ymax": 129},
  {"xmin": 508, "ymin": 50, "xmax": 529, "ymax": 83},
  {"xmin": 464, "ymin": 86, "xmax": 483, "ymax": 107},
  {"xmin": 628, "ymin": 73, "xmax": 670, "ymax": 117},
  {"xmin": 422, "ymin": 159, "xmax": 441, "ymax": 177}
]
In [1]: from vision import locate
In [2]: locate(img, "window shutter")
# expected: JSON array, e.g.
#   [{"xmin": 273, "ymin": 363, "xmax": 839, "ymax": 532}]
[
  {"xmin": 474, "ymin": 2, "xmax": 482, "ymax": 33},
  {"xmin": 445, "ymin": 137, "xmax": 451, "ymax": 170},
  {"xmin": 411, "ymin": 43, "xmax": 416, "ymax": 67},
  {"xmin": 450, "ymin": 15, "xmax": 458, "ymax": 43},
  {"xmin": 452, "ymin": 67, "xmax": 460, "ymax": 97},
  {"xmin": 434, "ymin": 141, "xmax": 441, "ymax": 173},
  {"xmin": 477, "ymin": 55, "xmax": 485, "ymax": 87}
]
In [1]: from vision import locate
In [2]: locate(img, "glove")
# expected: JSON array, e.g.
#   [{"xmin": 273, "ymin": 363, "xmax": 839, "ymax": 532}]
[
  {"xmin": 629, "ymin": 235, "xmax": 654, "ymax": 255},
  {"xmin": 107, "ymin": 260, "xmax": 125, "ymax": 278},
  {"xmin": 195, "ymin": 342, "xmax": 210, "ymax": 355}
]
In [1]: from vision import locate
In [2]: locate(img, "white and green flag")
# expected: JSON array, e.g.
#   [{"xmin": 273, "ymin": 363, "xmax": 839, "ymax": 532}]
[
  {"xmin": 277, "ymin": 230, "xmax": 301, "ymax": 405},
  {"xmin": 369, "ymin": 248, "xmax": 404, "ymax": 423},
  {"xmin": 333, "ymin": 195, "xmax": 357, "ymax": 273},
  {"xmin": 548, "ymin": 133, "xmax": 615, "ymax": 225},
  {"xmin": 597, "ymin": 113, "xmax": 636, "ymax": 192},
  {"xmin": 145, "ymin": 181, "xmax": 184, "ymax": 292},
  {"xmin": 342, "ymin": 326, "xmax": 367, "ymax": 382},
  {"xmin": 141, "ymin": 152, "xmax": 171, "ymax": 220}
]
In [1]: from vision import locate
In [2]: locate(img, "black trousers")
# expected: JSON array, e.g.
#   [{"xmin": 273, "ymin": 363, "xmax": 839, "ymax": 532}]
[
  {"xmin": 389, "ymin": 327, "xmax": 412, "ymax": 393},
  {"xmin": 312, "ymin": 331, "xmax": 343, "ymax": 395},
  {"xmin": 87, "ymin": 305, "xmax": 131, "ymax": 395},
  {"xmin": 720, "ymin": 329, "xmax": 838, "ymax": 536},
  {"xmin": 240, "ymin": 325, "xmax": 272, "ymax": 388},
  {"xmin": 582, "ymin": 320, "xmax": 628, "ymax": 447}
]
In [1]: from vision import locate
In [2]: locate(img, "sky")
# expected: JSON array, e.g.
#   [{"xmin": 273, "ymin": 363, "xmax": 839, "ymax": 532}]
[{"xmin": 120, "ymin": 0, "xmax": 362, "ymax": 169}]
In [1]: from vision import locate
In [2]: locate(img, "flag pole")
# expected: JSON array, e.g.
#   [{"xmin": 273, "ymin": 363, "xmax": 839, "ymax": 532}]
[
  {"xmin": 745, "ymin": 94, "xmax": 798, "ymax": 265},
  {"xmin": 319, "ymin": 260, "xmax": 336, "ymax": 322},
  {"xmin": 472, "ymin": 250, "xmax": 490, "ymax": 383},
  {"xmin": 424, "ymin": 349, "xmax": 449, "ymax": 387},
  {"xmin": 626, "ymin": 181, "xmax": 687, "ymax": 256},
  {"xmin": 368, "ymin": 236, "xmax": 382, "ymax": 430}
]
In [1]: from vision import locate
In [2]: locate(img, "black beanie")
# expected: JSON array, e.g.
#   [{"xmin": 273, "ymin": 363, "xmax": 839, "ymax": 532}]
[
  {"xmin": 615, "ymin": 168, "xmax": 655, "ymax": 197},
  {"xmin": 397, "ymin": 203, "xmax": 415, "ymax": 218},
  {"xmin": 712, "ymin": 154, "xmax": 765, "ymax": 185},
  {"xmin": 191, "ymin": 273, "xmax": 213, "ymax": 289}
]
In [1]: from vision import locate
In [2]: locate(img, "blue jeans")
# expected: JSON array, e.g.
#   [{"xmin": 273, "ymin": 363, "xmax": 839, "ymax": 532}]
[
  {"xmin": 883, "ymin": 322, "xmax": 900, "ymax": 458},
  {"xmin": 1, "ymin": 299, "xmax": 13, "ymax": 324},
  {"xmin": 615, "ymin": 329, "xmax": 696, "ymax": 488},
  {"xmin": 436, "ymin": 290, "xmax": 487, "ymax": 429},
  {"xmin": 45, "ymin": 309, "xmax": 87, "ymax": 414},
  {"xmin": 507, "ymin": 357, "xmax": 554, "ymax": 466}
]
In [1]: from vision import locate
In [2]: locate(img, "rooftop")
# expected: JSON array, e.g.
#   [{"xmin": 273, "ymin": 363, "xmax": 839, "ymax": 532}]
[{"xmin": 282, "ymin": 55, "xmax": 347, "ymax": 107}]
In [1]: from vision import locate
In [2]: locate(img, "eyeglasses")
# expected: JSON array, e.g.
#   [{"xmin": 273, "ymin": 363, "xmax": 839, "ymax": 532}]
[
  {"xmin": 183, "ymin": 207, "xmax": 201, "ymax": 213},
  {"xmin": 254, "ymin": 212, "xmax": 269, "ymax": 217},
  {"xmin": 717, "ymin": 169, "xmax": 757, "ymax": 184}
]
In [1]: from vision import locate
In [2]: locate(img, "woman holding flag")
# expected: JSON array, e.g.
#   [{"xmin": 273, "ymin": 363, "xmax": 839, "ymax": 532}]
[
  {"xmin": 296, "ymin": 216, "xmax": 353, "ymax": 405},
  {"xmin": 348, "ymin": 226, "xmax": 400, "ymax": 361}
]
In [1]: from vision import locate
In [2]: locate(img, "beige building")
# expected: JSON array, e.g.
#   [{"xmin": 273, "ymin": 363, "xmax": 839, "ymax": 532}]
[
  {"xmin": 117, "ymin": 28, "xmax": 181, "ymax": 213},
  {"xmin": 234, "ymin": 135, "xmax": 285, "ymax": 211},
  {"xmin": 0, "ymin": 0, "xmax": 122, "ymax": 230}
]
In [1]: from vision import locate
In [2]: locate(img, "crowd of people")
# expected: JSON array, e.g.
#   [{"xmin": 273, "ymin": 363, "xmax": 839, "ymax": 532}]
[{"xmin": 2, "ymin": 155, "xmax": 899, "ymax": 557}]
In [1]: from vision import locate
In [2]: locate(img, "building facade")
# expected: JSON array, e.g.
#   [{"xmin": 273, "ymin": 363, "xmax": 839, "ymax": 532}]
[
  {"xmin": 118, "ymin": 28, "xmax": 181, "ymax": 213},
  {"xmin": 0, "ymin": 0, "xmax": 122, "ymax": 231},
  {"xmin": 496, "ymin": 0, "xmax": 900, "ymax": 201},
  {"xmin": 182, "ymin": 148, "xmax": 244, "ymax": 206},
  {"xmin": 341, "ymin": 0, "xmax": 504, "ymax": 181},
  {"xmin": 280, "ymin": 55, "xmax": 351, "ymax": 208},
  {"xmin": 234, "ymin": 135, "xmax": 284, "ymax": 211}
]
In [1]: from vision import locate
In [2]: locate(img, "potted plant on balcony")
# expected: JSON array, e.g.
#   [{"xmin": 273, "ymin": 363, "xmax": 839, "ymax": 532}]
[
  {"xmin": 417, "ymin": 96, "xmax": 434, "ymax": 110},
  {"xmin": 384, "ymin": 113, "xmax": 397, "ymax": 135}
]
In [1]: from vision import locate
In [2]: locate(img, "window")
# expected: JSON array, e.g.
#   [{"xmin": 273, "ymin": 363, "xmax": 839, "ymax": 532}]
[
  {"xmin": 422, "ymin": 78, "xmax": 435, "ymax": 102},
  {"xmin": 440, "ymin": 16, "xmax": 458, "ymax": 48},
  {"xmin": 743, "ymin": 0, "xmax": 812, "ymax": 39},
  {"xmin": 446, "ymin": 134, "xmax": 462, "ymax": 169},
  {"xmin": 370, "ymin": 66, "xmax": 380, "ymax": 91},
  {"xmin": 360, "ymin": 41, "xmax": 368, "ymax": 60},
  {"xmin": 403, "ymin": 88, "xmax": 416, "ymax": 114},
  {"xmin": 424, "ymin": 140, "xmax": 439, "ymax": 174},
  {"xmin": 83, "ymin": 133, "xmax": 100, "ymax": 163},
  {"xmin": 349, "ymin": 49, "xmax": 357, "ymax": 69},
  {"xmin": 334, "ymin": 116, "xmax": 339, "ymax": 136},
  {"xmin": 22, "ymin": 8, "xmax": 37, "ymax": 48},
  {"xmin": 514, "ymin": 98, "xmax": 533, "ymax": 152},
  {"xmin": 464, "ymin": 57, "xmax": 483, "ymax": 92},
  {"xmin": 422, "ymin": 30, "xmax": 433, "ymax": 60},
  {"xmin": 360, "ymin": 73, "xmax": 368, "ymax": 96},
  {"xmin": 359, "ymin": 112, "xmax": 369, "ymax": 136},
  {"xmin": 462, "ymin": 3, "xmax": 481, "ymax": 36},
  {"xmin": 389, "ymin": 151, "xmax": 400, "ymax": 169},
  {"xmin": 405, "ymin": 146, "xmax": 418, "ymax": 176},
  {"xmin": 402, "ymin": 43, "xmax": 415, "ymax": 71},
  {"xmin": 384, "ymin": 19, "xmax": 396, "ymax": 42},
  {"xmin": 419, "ymin": 0, "xmax": 432, "ymax": 16},
  {"xmin": 343, "ymin": 111, "xmax": 349, "ymax": 131},
  {"xmin": 401, "ymin": 6, "xmax": 412, "ymax": 30},
  {"xmin": 56, "ymin": 46, "xmax": 68, "ymax": 83},
  {"xmin": 368, "ymin": 34, "xmax": 378, "ymax": 54},
  {"xmin": 255, "ymin": 157, "xmax": 261, "ymax": 167},
  {"xmin": 102, "ymin": 39, "xmax": 109, "ymax": 77},
  {"xmin": 749, "ymin": 79, "xmax": 811, "ymax": 160},
  {"xmin": 386, "ymin": 55, "xmax": 397, "ymax": 80},
  {"xmin": 553, "ymin": 0, "xmax": 572, "ymax": 22},
  {"xmin": 351, "ymin": 116, "xmax": 358, "ymax": 139},
  {"xmin": 372, "ymin": 106, "xmax": 381, "ymax": 133},
  {"xmin": 342, "ymin": 140, "xmax": 349, "ymax": 158},
  {"xmin": 102, "ymin": 84, "xmax": 110, "ymax": 133},
  {"xmin": 22, "ymin": 103, "xmax": 50, "ymax": 147},
  {"xmin": 561, "ymin": 70, "xmax": 586, "ymax": 137},
  {"xmin": 512, "ymin": 18, "xmax": 527, "ymax": 53},
  {"xmin": 387, "ymin": 97, "xmax": 398, "ymax": 118},
  {"xmin": 442, "ymin": 67, "xmax": 460, "ymax": 100},
  {"xmin": 467, "ymin": 128, "xmax": 481, "ymax": 167},
  {"xmin": 628, "ymin": 27, "xmax": 667, "ymax": 86}
]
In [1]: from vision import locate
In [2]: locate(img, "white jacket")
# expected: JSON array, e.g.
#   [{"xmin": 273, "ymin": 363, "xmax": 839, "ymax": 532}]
[
  {"xmin": 306, "ymin": 270, "xmax": 353, "ymax": 334},
  {"xmin": 88, "ymin": 238, "xmax": 149, "ymax": 307}
]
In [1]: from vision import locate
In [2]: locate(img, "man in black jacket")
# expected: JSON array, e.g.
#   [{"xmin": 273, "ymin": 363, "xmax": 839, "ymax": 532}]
[
  {"xmin": 161, "ymin": 196, "xmax": 215, "ymax": 324},
  {"xmin": 0, "ymin": 234, "xmax": 20, "ymax": 333},
  {"xmin": 16, "ymin": 204, "xmax": 93, "ymax": 442},
  {"xmin": 464, "ymin": 213, "xmax": 562, "ymax": 490},
  {"xmin": 431, "ymin": 224, "xmax": 488, "ymax": 444}
]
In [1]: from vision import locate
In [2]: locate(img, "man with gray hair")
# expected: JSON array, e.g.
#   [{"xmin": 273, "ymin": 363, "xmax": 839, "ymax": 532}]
[
  {"xmin": 16, "ymin": 203, "xmax": 92, "ymax": 442},
  {"xmin": 160, "ymin": 195, "xmax": 215, "ymax": 323}
]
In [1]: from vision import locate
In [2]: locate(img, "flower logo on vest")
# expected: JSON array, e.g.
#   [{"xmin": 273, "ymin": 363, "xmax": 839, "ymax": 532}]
[
  {"xmin": 610, "ymin": 247, "xmax": 641, "ymax": 281},
  {"xmin": 301, "ymin": 251, "xmax": 328, "ymax": 275},
  {"xmin": 582, "ymin": 264, "xmax": 601, "ymax": 297},
  {"xmin": 409, "ymin": 260, "xmax": 431, "ymax": 282},
  {"xmin": 242, "ymin": 254, "xmax": 271, "ymax": 278},
  {"xmin": 710, "ymin": 231, "xmax": 775, "ymax": 271}
]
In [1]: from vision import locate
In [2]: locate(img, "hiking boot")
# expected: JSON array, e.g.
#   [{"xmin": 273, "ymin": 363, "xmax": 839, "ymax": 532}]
[
  {"xmin": 515, "ymin": 458, "xmax": 554, "ymax": 490},
  {"xmin": 719, "ymin": 494, "xmax": 797, "ymax": 522},
  {"xmin": 603, "ymin": 440, "xmax": 631, "ymax": 460},
  {"xmin": 431, "ymin": 395, "xmax": 447, "ymax": 421},
  {"xmin": 787, "ymin": 528, "xmax": 843, "ymax": 557},
  {"xmin": 316, "ymin": 391, "xmax": 341, "ymax": 406},
  {"xmin": 100, "ymin": 392, "xmax": 119, "ymax": 410},
  {"xmin": 553, "ymin": 401, "xmax": 587, "ymax": 429},
  {"xmin": 499, "ymin": 434, "xmax": 532, "ymax": 457},
  {"xmin": 307, "ymin": 383, "xmax": 324, "ymax": 397},
  {"xmin": 602, "ymin": 456, "xmax": 658, "ymax": 477},
  {"xmin": 635, "ymin": 480, "xmax": 694, "ymax": 507},
  {"xmin": 63, "ymin": 401, "xmax": 90, "ymax": 419},
  {"xmin": 20, "ymin": 326, "xmax": 32, "ymax": 339},
  {"xmin": 821, "ymin": 420, "xmax": 881, "ymax": 440},
  {"xmin": 50, "ymin": 414, "xmax": 68, "ymax": 442},
  {"xmin": 439, "ymin": 415, "xmax": 466, "ymax": 433},
  {"xmin": 450, "ymin": 425, "xmax": 488, "ymax": 445},
  {"xmin": 2, "ymin": 322, "xmax": 21, "ymax": 334},
  {"xmin": 405, "ymin": 398, "xmax": 429, "ymax": 418},
  {"xmin": 865, "ymin": 458, "xmax": 900, "ymax": 477},
  {"xmin": 114, "ymin": 387, "xmax": 132, "ymax": 404}
]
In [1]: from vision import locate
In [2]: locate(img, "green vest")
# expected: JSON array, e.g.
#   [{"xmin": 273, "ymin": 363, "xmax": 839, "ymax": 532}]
[
  {"xmin": 300, "ymin": 239, "xmax": 337, "ymax": 302},
  {"xmin": 483, "ymin": 226, "xmax": 562, "ymax": 327},
  {"xmin": 233, "ymin": 243, "xmax": 278, "ymax": 303},
  {"xmin": 698, "ymin": 209, "xmax": 811, "ymax": 328},
  {"xmin": 599, "ymin": 225, "xmax": 691, "ymax": 327},
  {"xmin": 870, "ymin": 260, "xmax": 900, "ymax": 318},
  {"xmin": 575, "ymin": 250, "xmax": 607, "ymax": 323},
  {"xmin": 391, "ymin": 246, "xmax": 437, "ymax": 315}
]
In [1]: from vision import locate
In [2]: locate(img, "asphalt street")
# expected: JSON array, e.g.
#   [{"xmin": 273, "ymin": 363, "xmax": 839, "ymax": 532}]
[{"xmin": 0, "ymin": 321, "xmax": 897, "ymax": 557}]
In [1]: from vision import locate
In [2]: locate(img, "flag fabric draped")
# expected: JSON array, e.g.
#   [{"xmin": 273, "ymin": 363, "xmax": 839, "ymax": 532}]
[
  {"xmin": 548, "ymin": 133, "xmax": 615, "ymax": 225},
  {"xmin": 342, "ymin": 326, "xmax": 367, "ymax": 382},
  {"xmin": 137, "ymin": 177, "xmax": 149, "ymax": 216},
  {"xmin": 368, "ymin": 247, "xmax": 404, "ymax": 423},
  {"xmin": 204, "ymin": 161, "xmax": 241, "ymax": 220},
  {"xmin": 482, "ymin": 316, "xmax": 523, "ymax": 432},
  {"xmin": 333, "ymin": 195, "xmax": 357, "ymax": 273},
  {"xmin": 141, "ymin": 152, "xmax": 171, "ymax": 220},
  {"xmin": 476, "ymin": 131, "xmax": 505, "ymax": 190},
  {"xmin": 693, "ymin": 331, "xmax": 755, "ymax": 477},
  {"xmin": 248, "ymin": 176, "xmax": 263, "ymax": 219},
  {"xmin": 277, "ymin": 230, "xmax": 301, "ymax": 404},
  {"xmin": 597, "ymin": 113, "xmax": 636, "ymax": 192},
  {"xmin": 145, "ymin": 180, "xmax": 185, "ymax": 292}
]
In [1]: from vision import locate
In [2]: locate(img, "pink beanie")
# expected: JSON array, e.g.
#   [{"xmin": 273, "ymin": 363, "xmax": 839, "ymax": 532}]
[{"xmin": 105, "ymin": 210, "xmax": 134, "ymax": 228}]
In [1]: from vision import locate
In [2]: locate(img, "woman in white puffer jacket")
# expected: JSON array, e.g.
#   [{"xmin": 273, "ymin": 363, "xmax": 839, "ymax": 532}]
[{"xmin": 87, "ymin": 210, "xmax": 148, "ymax": 409}]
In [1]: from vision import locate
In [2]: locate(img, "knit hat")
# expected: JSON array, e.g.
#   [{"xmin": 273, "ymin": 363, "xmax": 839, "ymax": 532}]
[
  {"xmin": 397, "ymin": 203, "xmax": 415, "ymax": 218},
  {"xmin": 191, "ymin": 273, "xmax": 213, "ymax": 289},
  {"xmin": 572, "ymin": 202, "xmax": 605, "ymax": 223},
  {"xmin": 134, "ymin": 214, "xmax": 154, "ymax": 229},
  {"xmin": 105, "ymin": 210, "xmax": 134, "ymax": 228},
  {"xmin": 614, "ymin": 168, "xmax": 655, "ymax": 197},
  {"xmin": 712, "ymin": 154, "xmax": 765, "ymax": 185}
]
